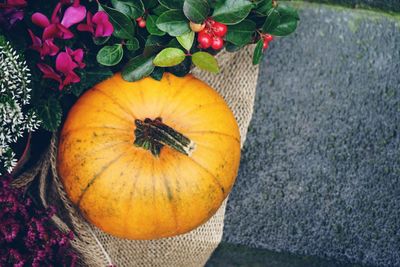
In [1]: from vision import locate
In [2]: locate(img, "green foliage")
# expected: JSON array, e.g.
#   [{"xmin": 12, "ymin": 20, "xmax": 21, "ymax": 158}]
[
  {"xmin": 192, "ymin": 52, "xmax": 219, "ymax": 73},
  {"xmin": 7, "ymin": 0, "xmax": 299, "ymax": 133},
  {"xmin": 183, "ymin": 0, "xmax": 210, "ymax": 23},
  {"xmin": 96, "ymin": 44, "xmax": 124, "ymax": 66}
]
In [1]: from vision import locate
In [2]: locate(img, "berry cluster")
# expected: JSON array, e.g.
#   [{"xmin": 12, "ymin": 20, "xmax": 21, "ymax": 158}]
[
  {"xmin": 194, "ymin": 19, "xmax": 227, "ymax": 50},
  {"xmin": 262, "ymin": 34, "xmax": 274, "ymax": 50},
  {"xmin": 136, "ymin": 17, "xmax": 146, "ymax": 28}
]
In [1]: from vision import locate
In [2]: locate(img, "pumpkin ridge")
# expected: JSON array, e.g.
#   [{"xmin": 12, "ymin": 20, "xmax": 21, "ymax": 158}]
[
  {"xmin": 168, "ymin": 101, "xmax": 227, "ymax": 120},
  {"xmin": 157, "ymin": 75, "xmax": 196, "ymax": 118},
  {"xmin": 73, "ymin": 103, "xmax": 133, "ymax": 123},
  {"xmin": 62, "ymin": 126, "xmax": 131, "ymax": 137},
  {"xmin": 92, "ymin": 87, "xmax": 137, "ymax": 119},
  {"xmin": 76, "ymin": 151, "xmax": 130, "ymax": 208},
  {"xmin": 60, "ymin": 140, "xmax": 131, "ymax": 177},
  {"xmin": 186, "ymin": 156, "xmax": 226, "ymax": 196},
  {"xmin": 158, "ymin": 159, "xmax": 179, "ymax": 233},
  {"xmin": 124, "ymin": 155, "xmax": 145, "ymax": 233}
]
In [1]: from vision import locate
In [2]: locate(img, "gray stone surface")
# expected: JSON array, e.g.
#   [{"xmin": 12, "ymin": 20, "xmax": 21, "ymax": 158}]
[
  {"xmin": 222, "ymin": 3, "xmax": 400, "ymax": 267},
  {"xmin": 300, "ymin": 0, "xmax": 400, "ymax": 12}
]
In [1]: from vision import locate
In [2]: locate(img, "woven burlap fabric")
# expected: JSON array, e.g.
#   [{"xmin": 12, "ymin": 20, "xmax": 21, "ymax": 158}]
[{"xmin": 15, "ymin": 45, "xmax": 259, "ymax": 267}]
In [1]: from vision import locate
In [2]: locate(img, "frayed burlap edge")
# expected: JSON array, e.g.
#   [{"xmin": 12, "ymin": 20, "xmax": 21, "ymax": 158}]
[{"xmin": 14, "ymin": 45, "xmax": 259, "ymax": 267}]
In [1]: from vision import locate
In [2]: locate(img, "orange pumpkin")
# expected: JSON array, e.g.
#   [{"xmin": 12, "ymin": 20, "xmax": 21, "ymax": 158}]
[{"xmin": 57, "ymin": 73, "xmax": 240, "ymax": 240}]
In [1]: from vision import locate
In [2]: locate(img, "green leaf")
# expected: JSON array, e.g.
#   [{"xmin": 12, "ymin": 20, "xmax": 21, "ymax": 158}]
[
  {"xmin": 156, "ymin": 10, "xmax": 190, "ymax": 37},
  {"xmin": 96, "ymin": 44, "xmax": 124, "ymax": 66},
  {"xmin": 158, "ymin": 0, "xmax": 184, "ymax": 9},
  {"xmin": 122, "ymin": 56, "xmax": 155, "ymax": 82},
  {"xmin": 71, "ymin": 67, "xmax": 113, "ymax": 96},
  {"xmin": 192, "ymin": 51, "xmax": 219, "ymax": 73},
  {"xmin": 36, "ymin": 98, "xmax": 62, "ymax": 132},
  {"xmin": 126, "ymin": 38, "xmax": 139, "ymax": 51},
  {"xmin": 99, "ymin": 4, "xmax": 135, "ymax": 40},
  {"xmin": 111, "ymin": 0, "xmax": 144, "ymax": 19},
  {"xmin": 153, "ymin": 48, "xmax": 186, "ymax": 67},
  {"xmin": 255, "ymin": 0, "xmax": 273, "ymax": 16},
  {"xmin": 150, "ymin": 67, "xmax": 165, "ymax": 81},
  {"xmin": 183, "ymin": 0, "xmax": 210, "ymax": 23},
  {"xmin": 146, "ymin": 15, "xmax": 165, "ymax": 36},
  {"xmin": 93, "ymin": 36, "xmax": 110, "ymax": 45},
  {"xmin": 153, "ymin": 5, "xmax": 169, "ymax": 16},
  {"xmin": 270, "ymin": 5, "xmax": 299, "ymax": 36},
  {"xmin": 176, "ymin": 31, "xmax": 194, "ymax": 51},
  {"xmin": 225, "ymin": 19, "xmax": 256, "ymax": 46},
  {"xmin": 212, "ymin": 0, "xmax": 253, "ymax": 25},
  {"xmin": 262, "ymin": 8, "xmax": 279, "ymax": 33},
  {"xmin": 252, "ymin": 39, "xmax": 264, "ymax": 65},
  {"xmin": 143, "ymin": 35, "xmax": 168, "ymax": 56},
  {"xmin": 262, "ymin": 5, "xmax": 299, "ymax": 36}
]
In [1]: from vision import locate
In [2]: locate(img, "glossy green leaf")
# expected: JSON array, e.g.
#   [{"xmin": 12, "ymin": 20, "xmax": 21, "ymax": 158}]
[
  {"xmin": 255, "ymin": 0, "xmax": 273, "ymax": 16},
  {"xmin": 252, "ymin": 38, "xmax": 264, "ymax": 65},
  {"xmin": 153, "ymin": 48, "xmax": 186, "ymax": 67},
  {"xmin": 192, "ymin": 51, "xmax": 219, "ymax": 73},
  {"xmin": 225, "ymin": 19, "xmax": 256, "ymax": 46},
  {"xmin": 177, "ymin": 31, "xmax": 194, "ymax": 51},
  {"xmin": 111, "ymin": 0, "xmax": 144, "ymax": 19},
  {"xmin": 156, "ymin": 10, "xmax": 190, "ymax": 36},
  {"xmin": 96, "ymin": 44, "xmax": 124, "ymax": 66},
  {"xmin": 183, "ymin": 0, "xmax": 210, "ymax": 23},
  {"xmin": 212, "ymin": 0, "xmax": 253, "ymax": 25},
  {"xmin": 158, "ymin": 0, "xmax": 184, "ymax": 9},
  {"xmin": 126, "ymin": 38, "xmax": 140, "ymax": 51},
  {"xmin": 269, "ymin": 5, "xmax": 299, "ymax": 36},
  {"xmin": 99, "ymin": 4, "xmax": 135, "ymax": 40},
  {"xmin": 122, "ymin": 56, "xmax": 155, "ymax": 81},
  {"xmin": 146, "ymin": 15, "xmax": 165, "ymax": 36},
  {"xmin": 262, "ymin": 8, "xmax": 279, "ymax": 33}
]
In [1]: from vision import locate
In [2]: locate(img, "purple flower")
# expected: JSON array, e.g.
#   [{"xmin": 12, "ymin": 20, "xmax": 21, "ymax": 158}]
[
  {"xmin": 37, "ymin": 47, "xmax": 85, "ymax": 90},
  {"xmin": 31, "ymin": 0, "xmax": 86, "ymax": 40},
  {"xmin": 28, "ymin": 29, "xmax": 59, "ymax": 59},
  {"xmin": 78, "ymin": 11, "xmax": 114, "ymax": 38},
  {"xmin": 0, "ymin": 0, "xmax": 26, "ymax": 29},
  {"xmin": 0, "ymin": 175, "xmax": 77, "ymax": 266}
]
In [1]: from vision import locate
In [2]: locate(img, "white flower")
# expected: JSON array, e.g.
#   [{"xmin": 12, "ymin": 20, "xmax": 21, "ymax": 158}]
[{"xmin": 0, "ymin": 39, "xmax": 40, "ymax": 175}]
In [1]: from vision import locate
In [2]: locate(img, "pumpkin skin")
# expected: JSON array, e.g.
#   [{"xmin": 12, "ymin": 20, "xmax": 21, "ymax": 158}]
[{"xmin": 57, "ymin": 73, "xmax": 240, "ymax": 240}]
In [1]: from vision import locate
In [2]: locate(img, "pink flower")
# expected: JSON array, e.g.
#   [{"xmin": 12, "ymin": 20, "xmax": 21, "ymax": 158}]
[
  {"xmin": 66, "ymin": 47, "xmax": 85, "ymax": 69},
  {"xmin": 28, "ymin": 29, "xmax": 59, "ymax": 59},
  {"xmin": 37, "ymin": 47, "xmax": 85, "ymax": 90},
  {"xmin": 0, "ymin": 0, "xmax": 27, "ymax": 8},
  {"xmin": 61, "ymin": 0, "xmax": 86, "ymax": 28},
  {"xmin": 77, "ymin": 11, "xmax": 114, "ymax": 38},
  {"xmin": 31, "ymin": 0, "xmax": 86, "ymax": 40}
]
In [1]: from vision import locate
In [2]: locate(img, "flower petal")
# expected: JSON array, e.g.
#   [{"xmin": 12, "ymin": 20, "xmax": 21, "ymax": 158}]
[
  {"xmin": 31, "ymin": 12, "xmax": 50, "ymax": 28},
  {"xmin": 56, "ymin": 52, "xmax": 77, "ymax": 75},
  {"xmin": 37, "ymin": 63, "xmax": 62, "ymax": 83},
  {"xmin": 61, "ymin": 5, "xmax": 86, "ymax": 28}
]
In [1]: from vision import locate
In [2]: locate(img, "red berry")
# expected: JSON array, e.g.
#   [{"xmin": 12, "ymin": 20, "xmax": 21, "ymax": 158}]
[
  {"xmin": 136, "ymin": 17, "xmax": 143, "ymax": 22},
  {"xmin": 198, "ymin": 30, "xmax": 213, "ymax": 49},
  {"xmin": 211, "ymin": 36, "xmax": 224, "ymax": 50},
  {"xmin": 263, "ymin": 40, "xmax": 269, "ymax": 49},
  {"xmin": 264, "ymin": 34, "xmax": 273, "ymax": 42},
  {"xmin": 138, "ymin": 19, "xmax": 146, "ymax": 28},
  {"xmin": 213, "ymin": 22, "xmax": 227, "ymax": 37}
]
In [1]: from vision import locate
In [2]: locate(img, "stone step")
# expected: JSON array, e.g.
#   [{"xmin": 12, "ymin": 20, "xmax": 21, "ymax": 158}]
[{"xmin": 219, "ymin": 2, "xmax": 400, "ymax": 267}]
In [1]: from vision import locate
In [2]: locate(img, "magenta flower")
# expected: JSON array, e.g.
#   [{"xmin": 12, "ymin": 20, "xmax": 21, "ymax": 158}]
[
  {"xmin": 61, "ymin": 0, "xmax": 86, "ymax": 28},
  {"xmin": 28, "ymin": 29, "xmax": 59, "ymax": 59},
  {"xmin": 78, "ymin": 11, "xmax": 114, "ymax": 38},
  {"xmin": 31, "ymin": 0, "xmax": 86, "ymax": 40},
  {"xmin": 37, "ymin": 47, "xmax": 85, "ymax": 90},
  {"xmin": 0, "ymin": 0, "xmax": 26, "ymax": 29}
]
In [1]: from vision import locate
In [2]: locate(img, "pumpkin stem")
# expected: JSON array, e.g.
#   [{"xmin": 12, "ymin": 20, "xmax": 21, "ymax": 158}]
[{"xmin": 134, "ymin": 118, "xmax": 196, "ymax": 157}]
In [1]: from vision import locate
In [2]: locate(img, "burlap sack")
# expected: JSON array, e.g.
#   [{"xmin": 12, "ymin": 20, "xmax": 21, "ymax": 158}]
[{"xmin": 14, "ymin": 45, "xmax": 259, "ymax": 267}]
